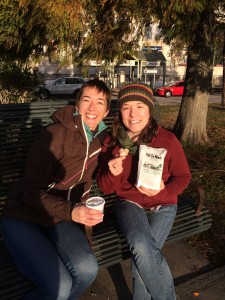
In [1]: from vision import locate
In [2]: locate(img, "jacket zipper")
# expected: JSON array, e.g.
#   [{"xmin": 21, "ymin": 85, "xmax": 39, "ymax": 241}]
[{"xmin": 67, "ymin": 119, "xmax": 89, "ymax": 201}]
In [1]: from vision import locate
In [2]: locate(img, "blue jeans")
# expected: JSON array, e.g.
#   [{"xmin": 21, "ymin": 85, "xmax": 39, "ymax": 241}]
[
  {"xmin": 115, "ymin": 200, "xmax": 177, "ymax": 300},
  {"xmin": 2, "ymin": 218, "xmax": 98, "ymax": 300}
]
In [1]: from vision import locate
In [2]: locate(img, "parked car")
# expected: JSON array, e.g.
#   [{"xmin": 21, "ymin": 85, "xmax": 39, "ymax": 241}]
[
  {"xmin": 154, "ymin": 81, "xmax": 184, "ymax": 97},
  {"xmin": 39, "ymin": 77, "xmax": 86, "ymax": 99}
]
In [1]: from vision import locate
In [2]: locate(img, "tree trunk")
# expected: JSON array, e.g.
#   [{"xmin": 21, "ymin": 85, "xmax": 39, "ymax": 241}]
[
  {"xmin": 173, "ymin": 10, "xmax": 215, "ymax": 145},
  {"xmin": 221, "ymin": 31, "xmax": 225, "ymax": 109}
]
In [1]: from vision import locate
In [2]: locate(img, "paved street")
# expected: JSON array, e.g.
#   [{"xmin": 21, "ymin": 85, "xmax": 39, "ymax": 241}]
[
  {"xmin": 111, "ymin": 88, "xmax": 222, "ymax": 105},
  {"xmin": 154, "ymin": 93, "xmax": 222, "ymax": 105},
  {"xmin": 45, "ymin": 91, "xmax": 222, "ymax": 107}
]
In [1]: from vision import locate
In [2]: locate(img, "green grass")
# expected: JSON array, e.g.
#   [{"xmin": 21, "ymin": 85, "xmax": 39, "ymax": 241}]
[{"xmin": 160, "ymin": 104, "xmax": 225, "ymax": 266}]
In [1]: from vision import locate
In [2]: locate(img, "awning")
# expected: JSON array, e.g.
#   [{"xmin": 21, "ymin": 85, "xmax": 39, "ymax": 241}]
[{"xmin": 135, "ymin": 50, "xmax": 166, "ymax": 62}]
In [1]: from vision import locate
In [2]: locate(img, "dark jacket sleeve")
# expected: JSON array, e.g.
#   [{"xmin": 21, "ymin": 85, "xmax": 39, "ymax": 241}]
[{"xmin": 19, "ymin": 126, "xmax": 73, "ymax": 222}]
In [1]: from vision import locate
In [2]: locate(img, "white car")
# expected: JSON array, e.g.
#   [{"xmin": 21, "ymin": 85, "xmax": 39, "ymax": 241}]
[{"xmin": 39, "ymin": 77, "xmax": 86, "ymax": 99}]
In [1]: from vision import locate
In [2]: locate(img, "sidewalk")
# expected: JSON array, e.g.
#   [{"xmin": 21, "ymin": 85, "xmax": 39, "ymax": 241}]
[
  {"xmin": 79, "ymin": 240, "xmax": 224, "ymax": 300},
  {"xmin": 176, "ymin": 265, "xmax": 225, "ymax": 300}
]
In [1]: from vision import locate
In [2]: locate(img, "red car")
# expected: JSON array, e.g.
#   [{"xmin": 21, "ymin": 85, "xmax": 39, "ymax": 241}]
[{"xmin": 154, "ymin": 81, "xmax": 184, "ymax": 97}]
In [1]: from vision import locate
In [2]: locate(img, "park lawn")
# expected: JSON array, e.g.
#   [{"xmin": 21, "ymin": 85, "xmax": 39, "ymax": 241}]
[{"xmin": 160, "ymin": 103, "xmax": 225, "ymax": 266}]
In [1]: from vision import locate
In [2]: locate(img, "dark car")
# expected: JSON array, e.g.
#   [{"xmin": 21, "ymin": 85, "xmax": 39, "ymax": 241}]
[
  {"xmin": 39, "ymin": 77, "xmax": 86, "ymax": 99},
  {"xmin": 154, "ymin": 81, "xmax": 184, "ymax": 97}
]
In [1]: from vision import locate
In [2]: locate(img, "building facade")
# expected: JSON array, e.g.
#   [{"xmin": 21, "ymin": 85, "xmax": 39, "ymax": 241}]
[{"xmin": 37, "ymin": 23, "xmax": 223, "ymax": 89}]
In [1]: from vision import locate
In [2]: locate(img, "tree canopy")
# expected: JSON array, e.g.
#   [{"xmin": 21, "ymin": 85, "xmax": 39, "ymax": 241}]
[
  {"xmin": 0, "ymin": 0, "xmax": 85, "ymax": 61},
  {"xmin": 0, "ymin": 0, "xmax": 49, "ymax": 61},
  {"xmin": 0, "ymin": 0, "xmax": 225, "ymax": 144},
  {"xmin": 138, "ymin": 0, "xmax": 225, "ymax": 143}
]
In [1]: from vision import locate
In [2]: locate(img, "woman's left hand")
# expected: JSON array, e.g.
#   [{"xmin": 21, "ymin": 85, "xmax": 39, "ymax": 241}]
[{"xmin": 136, "ymin": 180, "xmax": 165, "ymax": 197}]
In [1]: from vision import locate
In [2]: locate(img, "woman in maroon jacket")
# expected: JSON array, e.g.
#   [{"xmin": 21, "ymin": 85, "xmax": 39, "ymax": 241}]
[
  {"xmin": 97, "ymin": 83, "xmax": 191, "ymax": 300},
  {"xmin": 2, "ymin": 79, "xmax": 111, "ymax": 300}
]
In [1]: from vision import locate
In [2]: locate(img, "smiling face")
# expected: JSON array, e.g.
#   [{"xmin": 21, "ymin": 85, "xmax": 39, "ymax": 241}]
[
  {"xmin": 77, "ymin": 86, "xmax": 109, "ymax": 130},
  {"xmin": 120, "ymin": 101, "xmax": 150, "ymax": 140}
]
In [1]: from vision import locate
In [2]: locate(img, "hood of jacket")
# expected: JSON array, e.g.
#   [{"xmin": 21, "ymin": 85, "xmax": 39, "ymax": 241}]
[{"xmin": 51, "ymin": 104, "xmax": 80, "ymax": 132}]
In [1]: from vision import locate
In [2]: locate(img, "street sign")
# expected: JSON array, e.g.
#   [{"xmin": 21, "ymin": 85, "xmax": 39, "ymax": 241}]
[
  {"xmin": 144, "ymin": 69, "xmax": 157, "ymax": 74},
  {"xmin": 120, "ymin": 60, "xmax": 136, "ymax": 66},
  {"xmin": 147, "ymin": 61, "xmax": 160, "ymax": 66}
]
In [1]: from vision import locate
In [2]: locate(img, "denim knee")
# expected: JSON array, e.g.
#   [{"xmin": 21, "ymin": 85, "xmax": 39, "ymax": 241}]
[
  {"xmin": 68, "ymin": 253, "xmax": 98, "ymax": 299},
  {"xmin": 129, "ymin": 230, "xmax": 159, "ymax": 259},
  {"xmin": 77, "ymin": 253, "xmax": 98, "ymax": 284}
]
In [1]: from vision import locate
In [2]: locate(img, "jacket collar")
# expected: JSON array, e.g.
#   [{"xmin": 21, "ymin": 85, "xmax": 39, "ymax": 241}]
[{"xmin": 73, "ymin": 111, "xmax": 107, "ymax": 144}]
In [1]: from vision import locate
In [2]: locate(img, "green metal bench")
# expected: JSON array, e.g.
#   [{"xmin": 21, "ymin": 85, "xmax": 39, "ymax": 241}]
[{"xmin": 0, "ymin": 101, "xmax": 212, "ymax": 300}]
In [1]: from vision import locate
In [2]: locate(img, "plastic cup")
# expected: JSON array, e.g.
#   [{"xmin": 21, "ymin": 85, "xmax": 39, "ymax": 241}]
[{"xmin": 85, "ymin": 196, "xmax": 105, "ymax": 212}]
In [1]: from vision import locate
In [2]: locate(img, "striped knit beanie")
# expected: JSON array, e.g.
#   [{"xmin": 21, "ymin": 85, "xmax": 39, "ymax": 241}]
[{"xmin": 118, "ymin": 83, "xmax": 154, "ymax": 111}]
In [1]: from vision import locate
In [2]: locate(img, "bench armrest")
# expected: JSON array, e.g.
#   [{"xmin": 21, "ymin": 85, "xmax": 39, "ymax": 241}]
[{"xmin": 195, "ymin": 185, "xmax": 205, "ymax": 216}]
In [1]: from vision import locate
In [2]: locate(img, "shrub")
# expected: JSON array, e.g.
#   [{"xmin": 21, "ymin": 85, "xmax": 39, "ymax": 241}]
[
  {"xmin": 0, "ymin": 61, "xmax": 43, "ymax": 90},
  {"xmin": 0, "ymin": 61, "xmax": 43, "ymax": 103}
]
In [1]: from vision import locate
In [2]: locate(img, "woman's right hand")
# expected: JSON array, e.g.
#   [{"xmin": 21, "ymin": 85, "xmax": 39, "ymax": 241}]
[
  {"xmin": 136, "ymin": 180, "xmax": 165, "ymax": 197},
  {"xmin": 108, "ymin": 156, "xmax": 126, "ymax": 176},
  {"xmin": 71, "ymin": 203, "xmax": 104, "ymax": 226}
]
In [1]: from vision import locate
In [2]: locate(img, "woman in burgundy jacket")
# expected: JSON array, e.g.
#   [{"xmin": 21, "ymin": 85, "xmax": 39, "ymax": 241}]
[{"xmin": 97, "ymin": 83, "xmax": 191, "ymax": 300}]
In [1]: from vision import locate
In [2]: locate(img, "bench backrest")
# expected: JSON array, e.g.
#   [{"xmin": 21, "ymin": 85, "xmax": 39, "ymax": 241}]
[
  {"xmin": 0, "ymin": 101, "xmax": 67, "ymax": 213},
  {"xmin": 0, "ymin": 99, "xmax": 161, "ymax": 214},
  {"xmin": 0, "ymin": 100, "xmax": 212, "ymax": 266}
]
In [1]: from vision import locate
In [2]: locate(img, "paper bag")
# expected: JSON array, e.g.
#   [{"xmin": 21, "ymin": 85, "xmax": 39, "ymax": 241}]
[{"xmin": 137, "ymin": 145, "xmax": 167, "ymax": 190}]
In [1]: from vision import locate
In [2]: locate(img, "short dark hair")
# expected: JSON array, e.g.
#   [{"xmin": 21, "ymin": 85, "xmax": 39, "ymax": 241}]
[{"xmin": 77, "ymin": 79, "xmax": 111, "ymax": 110}]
